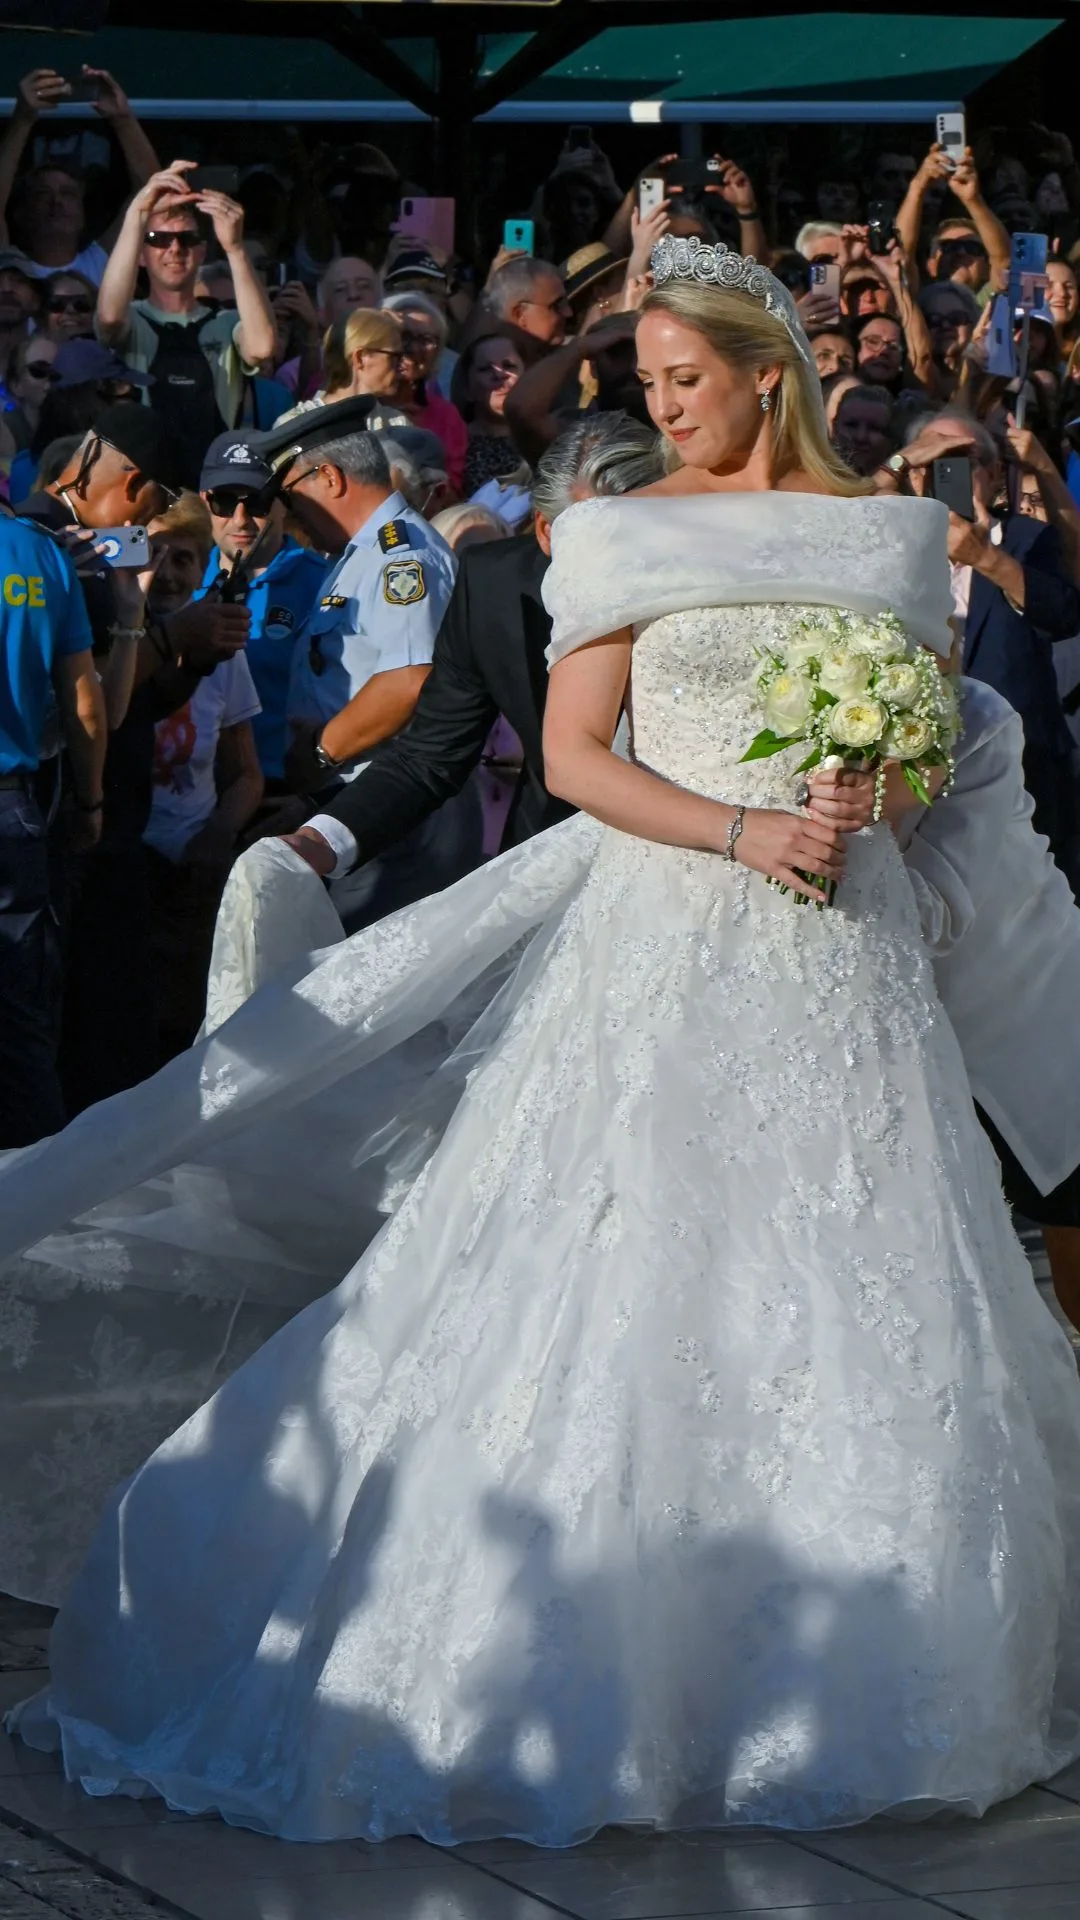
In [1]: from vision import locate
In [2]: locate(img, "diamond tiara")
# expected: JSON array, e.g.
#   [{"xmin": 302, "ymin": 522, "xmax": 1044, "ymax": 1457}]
[{"xmin": 650, "ymin": 234, "xmax": 815, "ymax": 373}]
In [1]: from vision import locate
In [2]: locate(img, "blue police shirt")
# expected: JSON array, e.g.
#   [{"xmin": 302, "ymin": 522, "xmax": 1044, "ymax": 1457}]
[
  {"xmin": 0, "ymin": 516, "xmax": 92, "ymax": 774},
  {"xmin": 198, "ymin": 537, "xmax": 328, "ymax": 780},
  {"xmin": 287, "ymin": 492, "xmax": 456, "ymax": 767}
]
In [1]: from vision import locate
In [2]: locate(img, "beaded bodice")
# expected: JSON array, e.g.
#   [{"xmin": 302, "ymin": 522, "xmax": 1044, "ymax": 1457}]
[{"xmin": 629, "ymin": 604, "xmax": 809, "ymax": 808}]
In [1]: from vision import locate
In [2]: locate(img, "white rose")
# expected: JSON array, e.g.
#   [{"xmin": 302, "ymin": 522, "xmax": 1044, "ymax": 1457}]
[
  {"xmin": 884, "ymin": 715, "xmax": 933, "ymax": 759},
  {"xmin": 818, "ymin": 648, "xmax": 872, "ymax": 700},
  {"xmin": 829, "ymin": 698, "xmax": 887, "ymax": 750},
  {"xmin": 874, "ymin": 662, "xmax": 921, "ymax": 709},
  {"xmin": 786, "ymin": 630, "xmax": 830, "ymax": 667},
  {"xmin": 848, "ymin": 621, "xmax": 909, "ymax": 662},
  {"xmin": 763, "ymin": 670, "xmax": 813, "ymax": 737}
]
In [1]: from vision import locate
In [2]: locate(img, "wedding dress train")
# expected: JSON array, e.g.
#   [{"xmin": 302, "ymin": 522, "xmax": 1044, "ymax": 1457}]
[{"xmin": 4, "ymin": 493, "xmax": 1080, "ymax": 1841}]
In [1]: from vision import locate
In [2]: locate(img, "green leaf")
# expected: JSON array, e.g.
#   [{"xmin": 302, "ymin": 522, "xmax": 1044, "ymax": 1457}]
[
  {"xmin": 811, "ymin": 688, "xmax": 839, "ymax": 709},
  {"xmin": 902, "ymin": 763, "xmax": 933, "ymax": 807},
  {"xmin": 796, "ymin": 746, "xmax": 824, "ymax": 774},
  {"xmin": 740, "ymin": 730, "xmax": 799, "ymax": 763}
]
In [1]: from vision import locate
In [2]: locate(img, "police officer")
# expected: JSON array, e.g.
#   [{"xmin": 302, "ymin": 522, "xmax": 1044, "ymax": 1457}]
[
  {"xmin": 254, "ymin": 396, "xmax": 480, "ymax": 929},
  {"xmin": 0, "ymin": 511, "xmax": 106, "ymax": 1147}
]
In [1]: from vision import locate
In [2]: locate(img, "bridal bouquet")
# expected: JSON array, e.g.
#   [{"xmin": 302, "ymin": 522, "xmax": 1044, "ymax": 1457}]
[{"xmin": 741, "ymin": 608, "xmax": 960, "ymax": 903}]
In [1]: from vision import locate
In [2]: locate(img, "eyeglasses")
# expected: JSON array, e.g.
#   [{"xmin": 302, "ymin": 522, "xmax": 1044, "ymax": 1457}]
[
  {"xmin": 206, "ymin": 484, "xmax": 276, "ymax": 518},
  {"xmin": 359, "ymin": 346, "xmax": 402, "ymax": 363},
  {"xmin": 25, "ymin": 361, "xmax": 60, "ymax": 381},
  {"xmin": 523, "ymin": 294, "xmax": 572, "ymax": 315},
  {"xmin": 925, "ymin": 310, "xmax": 970, "ymax": 331},
  {"xmin": 46, "ymin": 295, "xmax": 92, "ymax": 315},
  {"xmin": 144, "ymin": 230, "xmax": 201, "ymax": 251},
  {"xmin": 279, "ymin": 464, "xmax": 321, "ymax": 500},
  {"xmin": 401, "ymin": 331, "xmax": 439, "ymax": 353},
  {"xmin": 860, "ymin": 335, "xmax": 901, "ymax": 354}
]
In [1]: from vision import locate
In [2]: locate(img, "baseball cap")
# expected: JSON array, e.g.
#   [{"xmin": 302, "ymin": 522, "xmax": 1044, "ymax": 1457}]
[
  {"xmin": 52, "ymin": 338, "xmax": 151, "ymax": 390},
  {"xmin": 91, "ymin": 401, "xmax": 186, "ymax": 497},
  {"xmin": 200, "ymin": 430, "xmax": 273, "ymax": 494},
  {"xmin": 0, "ymin": 247, "xmax": 36, "ymax": 283},
  {"xmin": 384, "ymin": 248, "xmax": 447, "ymax": 290}
]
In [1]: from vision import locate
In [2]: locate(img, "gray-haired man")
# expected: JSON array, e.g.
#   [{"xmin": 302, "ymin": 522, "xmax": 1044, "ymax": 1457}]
[{"xmin": 284, "ymin": 411, "xmax": 663, "ymax": 881}]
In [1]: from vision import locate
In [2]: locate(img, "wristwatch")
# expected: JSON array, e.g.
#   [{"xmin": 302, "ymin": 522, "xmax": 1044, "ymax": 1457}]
[
  {"xmin": 313, "ymin": 733, "xmax": 343, "ymax": 774},
  {"xmin": 881, "ymin": 451, "xmax": 911, "ymax": 483}
]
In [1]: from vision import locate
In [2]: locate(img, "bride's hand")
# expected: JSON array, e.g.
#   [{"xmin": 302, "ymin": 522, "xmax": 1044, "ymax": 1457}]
[
  {"xmin": 806, "ymin": 766, "xmax": 876, "ymax": 832},
  {"xmin": 734, "ymin": 807, "xmax": 847, "ymax": 904}
]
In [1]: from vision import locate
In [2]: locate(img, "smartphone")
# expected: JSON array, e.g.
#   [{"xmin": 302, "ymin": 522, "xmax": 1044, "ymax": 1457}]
[
  {"xmin": 936, "ymin": 111, "xmax": 967, "ymax": 168},
  {"xmin": 929, "ymin": 456, "xmax": 974, "ymax": 522},
  {"xmin": 96, "ymin": 526, "xmax": 150, "ymax": 569},
  {"xmin": 810, "ymin": 260, "xmax": 841, "ymax": 305},
  {"xmin": 987, "ymin": 292, "xmax": 1018, "ymax": 376},
  {"xmin": 503, "ymin": 217, "xmax": 535, "ymax": 254},
  {"xmin": 866, "ymin": 199, "xmax": 898, "ymax": 256},
  {"xmin": 189, "ymin": 166, "xmax": 239, "ymax": 198},
  {"xmin": 664, "ymin": 158, "xmax": 712, "ymax": 191},
  {"xmin": 567, "ymin": 125, "xmax": 593, "ymax": 149},
  {"xmin": 64, "ymin": 77, "xmax": 104, "ymax": 105},
  {"xmin": 639, "ymin": 177, "xmax": 666, "ymax": 219},
  {"xmin": 398, "ymin": 196, "xmax": 455, "ymax": 255},
  {"xmin": 268, "ymin": 263, "xmax": 289, "ymax": 289}
]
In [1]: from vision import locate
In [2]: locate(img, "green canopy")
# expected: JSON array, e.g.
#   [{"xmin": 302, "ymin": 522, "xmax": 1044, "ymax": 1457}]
[
  {"xmin": 483, "ymin": 13, "xmax": 1061, "ymax": 109},
  {"xmin": 0, "ymin": 12, "xmax": 1061, "ymax": 118}
]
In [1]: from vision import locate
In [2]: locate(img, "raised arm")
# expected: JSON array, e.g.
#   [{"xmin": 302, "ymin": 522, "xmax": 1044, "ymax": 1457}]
[
  {"xmin": 543, "ymin": 632, "xmax": 849, "ymax": 903},
  {"xmin": 1006, "ymin": 423, "xmax": 1080, "ymax": 586},
  {"xmin": 895, "ymin": 145, "xmax": 951, "ymax": 292},
  {"xmin": 194, "ymin": 188, "xmax": 275, "ymax": 367},
  {"xmin": 96, "ymin": 161, "xmax": 198, "ymax": 342},
  {"xmin": 0, "ymin": 70, "xmax": 66, "ymax": 246},
  {"xmin": 84, "ymin": 68, "xmax": 159, "ymax": 228},
  {"xmin": 948, "ymin": 149, "xmax": 1010, "ymax": 290}
]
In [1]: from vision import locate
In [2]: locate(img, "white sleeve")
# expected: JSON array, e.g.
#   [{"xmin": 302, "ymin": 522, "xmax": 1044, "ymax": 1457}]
[
  {"xmin": 901, "ymin": 696, "xmax": 1023, "ymax": 958},
  {"xmin": 306, "ymin": 813, "xmax": 359, "ymax": 877},
  {"xmin": 218, "ymin": 653, "xmax": 262, "ymax": 728}
]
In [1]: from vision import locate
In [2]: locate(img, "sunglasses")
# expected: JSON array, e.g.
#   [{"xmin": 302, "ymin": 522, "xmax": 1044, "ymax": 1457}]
[
  {"xmin": 144, "ymin": 230, "xmax": 201, "ymax": 251},
  {"xmin": 401, "ymin": 332, "xmax": 439, "ymax": 352},
  {"xmin": 47, "ymin": 295, "xmax": 92, "ymax": 315},
  {"xmin": 25, "ymin": 361, "xmax": 60, "ymax": 381},
  {"xmin": 206, "ymin": 484, "xmax": 276, "ymax": 518}
]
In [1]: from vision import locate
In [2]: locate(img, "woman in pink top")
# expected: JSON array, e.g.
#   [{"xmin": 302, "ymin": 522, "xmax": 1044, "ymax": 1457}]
[{"xmin": 383, "ymin": 292, "xmax": 468, "ymax": 494}]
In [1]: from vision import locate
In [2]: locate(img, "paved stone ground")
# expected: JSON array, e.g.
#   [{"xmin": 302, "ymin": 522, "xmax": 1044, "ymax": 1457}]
[
  {"xmin": 0, "ymin": 1235, "xmax": 1077, "ymax": 1919},
  {"xmin": 0, "ymin": 1601, "xmax": 177, "ymax": 1919}
]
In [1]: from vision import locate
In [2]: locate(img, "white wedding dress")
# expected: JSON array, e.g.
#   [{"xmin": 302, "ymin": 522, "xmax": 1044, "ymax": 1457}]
[{"xmin": 6, "ymin": 493, "xmax": 1080, "ymax": 1842}]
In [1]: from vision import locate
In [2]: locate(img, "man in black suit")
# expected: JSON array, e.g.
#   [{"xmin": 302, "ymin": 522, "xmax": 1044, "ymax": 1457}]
[
  {"xmin": 891, "ymin": 411, "xmax": 1080, "ymax": 893},
  {"xmin": 283, "ymin": 413, "xmax": 664, "ymax": 883}
]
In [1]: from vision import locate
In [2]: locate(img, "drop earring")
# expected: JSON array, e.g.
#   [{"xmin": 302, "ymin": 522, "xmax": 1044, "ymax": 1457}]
[{"xmin": 760, "ymin": 390, "xmax": 772, "ymax": 413}]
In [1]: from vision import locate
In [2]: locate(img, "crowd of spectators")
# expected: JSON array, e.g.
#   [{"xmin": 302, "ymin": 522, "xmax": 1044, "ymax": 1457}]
[{"xmin": 4, "ymin": 60, "xmax": 1080, "ymax": 1142}]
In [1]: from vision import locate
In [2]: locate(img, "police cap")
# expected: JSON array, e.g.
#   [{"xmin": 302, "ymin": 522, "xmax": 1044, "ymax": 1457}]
[{"xmin": 251, "ymin": 395, "xmax": 379, "ymax": 484}]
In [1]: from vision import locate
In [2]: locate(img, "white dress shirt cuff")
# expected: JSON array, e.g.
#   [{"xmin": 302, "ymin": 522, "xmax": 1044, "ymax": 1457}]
[{"xmin": 306, "ymin": 814, "xmax": 359, "ymax": 878}]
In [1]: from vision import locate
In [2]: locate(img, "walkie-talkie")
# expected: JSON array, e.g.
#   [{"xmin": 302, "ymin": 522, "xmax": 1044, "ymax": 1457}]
[{"xmin": 206, "ymin": 515, "xmax": 279, "ymax": 604}]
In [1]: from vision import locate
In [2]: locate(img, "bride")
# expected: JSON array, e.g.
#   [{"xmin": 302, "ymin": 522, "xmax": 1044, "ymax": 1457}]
[{"xmin": 6, "ymin": 235, "xmax": 1080, "ymax": 1842}]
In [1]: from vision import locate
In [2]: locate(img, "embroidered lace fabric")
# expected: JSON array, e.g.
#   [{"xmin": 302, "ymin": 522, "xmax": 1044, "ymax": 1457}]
[{"xmin": 6, "ymin": 580, "xmax": 1080, "ymax": 1841}]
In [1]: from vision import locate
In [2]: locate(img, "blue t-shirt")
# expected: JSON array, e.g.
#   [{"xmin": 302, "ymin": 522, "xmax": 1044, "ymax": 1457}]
[
  {"xmin": 0, "ymin": 516, "xmax": 92, "ymax": 773},
  {"xmin": 198, "ymin": 539, "xmax": 328, "ymax": 780}
]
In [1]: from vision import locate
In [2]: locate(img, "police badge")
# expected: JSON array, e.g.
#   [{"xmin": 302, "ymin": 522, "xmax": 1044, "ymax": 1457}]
[{"xmin": 382, "ymin": 559, "xmax": 427, "ymax": 605}]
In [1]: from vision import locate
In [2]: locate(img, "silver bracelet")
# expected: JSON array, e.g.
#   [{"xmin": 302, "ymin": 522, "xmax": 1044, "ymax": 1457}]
[
  {"xmin": 724, "ymin": 804, "xmax": 746, "ymax": 863},
  {"xmin": 107, "ymin": 623, "xmax": 146, "ymax": 644}
]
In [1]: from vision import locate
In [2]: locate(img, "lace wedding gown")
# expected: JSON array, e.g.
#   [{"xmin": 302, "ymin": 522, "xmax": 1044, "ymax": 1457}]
[{"xmin": 6, "ymin": 493, "xmax": 1080, "ymax": 1841}]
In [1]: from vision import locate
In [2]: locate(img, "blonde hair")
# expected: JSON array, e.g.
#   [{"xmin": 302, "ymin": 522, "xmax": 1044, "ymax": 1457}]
[
  {"xmin": 149, "ymin": 489, "xmax": 213, "ymax": 561},
  {"xmin": 322, "ymin": 307, "xmax": 402, "ymax": 396},
  {"xmin": 641, "ymin": 281, "xmax": 871, "ymax": 497}
]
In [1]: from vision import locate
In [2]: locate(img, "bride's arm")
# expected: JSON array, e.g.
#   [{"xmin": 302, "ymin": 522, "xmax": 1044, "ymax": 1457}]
[{"xmin": 543, "ymin": 632, "xmax": 849, "ymax": 903}]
